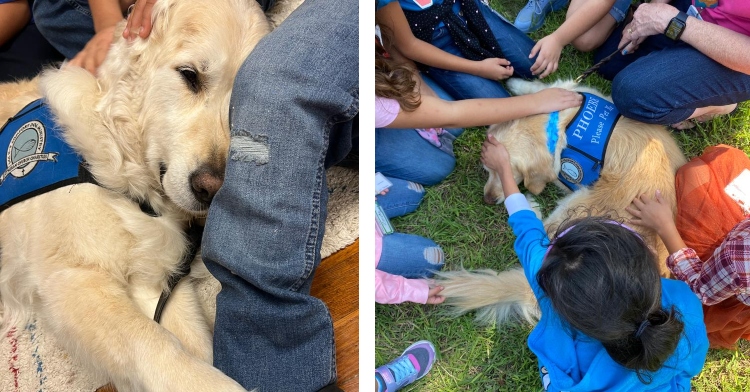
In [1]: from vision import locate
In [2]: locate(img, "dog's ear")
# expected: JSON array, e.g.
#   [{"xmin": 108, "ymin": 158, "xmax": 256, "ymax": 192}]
[
  {"xmin": 517, "ymin": 149, "xmax": 555, "ymax": 195},
  {"xmin": 147, "ymin": 0, "xmax": 176, "ymax": 42}
]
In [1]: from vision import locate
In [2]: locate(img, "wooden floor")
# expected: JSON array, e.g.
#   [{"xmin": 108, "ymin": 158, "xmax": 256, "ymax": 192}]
[
  {"xmin": 311, "ymin": 239, "xmax": 359, "ymax": 392},
  {"xmin": 97, "ymin": 240, "xmax": 359, "ymax": 392}
]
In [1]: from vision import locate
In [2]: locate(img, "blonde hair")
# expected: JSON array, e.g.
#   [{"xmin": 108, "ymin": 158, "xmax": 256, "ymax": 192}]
[{"xmin": 374, "ymin": 23, "xmax": 421, "ymax": 112}]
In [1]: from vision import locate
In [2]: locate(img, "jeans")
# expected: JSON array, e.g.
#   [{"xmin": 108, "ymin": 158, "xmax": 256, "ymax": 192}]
[
  {"xmin": 31, "ymin": 0, "xmax": 278, "ymax": 60},
  {"xmin": 594, "ymin": 0, "xmax": 750, "ymax": 124},
  {"xmin": 201, "ymin": 0, "xmax": 357, "ymax": 390},
  {"xmin": 375, "ymin": 75, "xmax": 462, "ymax": 186},
  {"xmin": 0, "ymin": 22, "xmax": 64, "ymax": 82},
  {"xmin": 423, "ymin": 0, "xmax": 537, "ymax": 99},
  {"xmin": 377, "ymin": 176, "xmax": 426, "ymax": 219},
  {"xmin": 32, "ymin": 0, "xmax": 94, "ymax": 59},
  {"xmin": 377, "ymin": 233, "xmax": 445, "ymax": 279}
]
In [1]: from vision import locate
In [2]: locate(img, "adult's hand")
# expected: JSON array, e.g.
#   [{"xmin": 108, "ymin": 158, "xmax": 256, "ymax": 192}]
[
  {"xmin": 123, "ymin": 0, "xmax": 158, "ymax": 40},
  {"xmin": 619, "ymin": 3, "xmax": 679, "ymax": 55}
]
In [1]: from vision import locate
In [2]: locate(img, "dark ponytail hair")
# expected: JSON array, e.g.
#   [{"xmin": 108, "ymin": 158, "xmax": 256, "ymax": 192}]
[{"xmin": 536, "ymin": 216, "xmax": 684, "ymax": 383}]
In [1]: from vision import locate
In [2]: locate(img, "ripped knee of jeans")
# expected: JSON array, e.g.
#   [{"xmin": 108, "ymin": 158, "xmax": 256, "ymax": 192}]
[
  {"xmin": 230, "ymin": 131, "xmax": 269, "ymax": 165},
  {"xmin": 423, "ymin": 246, "xmax": 444, "ymax": 266},
  {"xmin": 406, "ymin": 181, "xmax": 425, "ymax": 193}
]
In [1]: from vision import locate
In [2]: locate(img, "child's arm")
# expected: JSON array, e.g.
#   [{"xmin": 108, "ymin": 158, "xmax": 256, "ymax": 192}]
[
  {"xmin": 387, "ymin": 87, "xmax": 582, "ymax": 129},
  {"xmin": 0, "ymin": 0, "xmax": 30, "ymax": 47},
  {"xmin": 375, "ymin": 269, "xmax": 445, "ymax": 304},
  {"xmin": 480, "ymin": 135, "xmax": 519, "ymax": 198},
  {"xmin": 482, "ymin": 135, "xmax": 550, "ymax": 295},
  {"xmin": 69, "ymin": 0, "xmax": 132, "ymax": 74},
  {"xmin": 377, "ymin": 2, "xmax": 513, "ymax": 81},
  {"xmin": 530, "ymin": 0, "xmax": 615, "ymax": 78},
  {"xmin": 626, "ymin": 190, "xmax": 686, "ymax": 254},
  {"xmin": 629, "ymin": 191, "xmax": 750, "ymax": 306}
]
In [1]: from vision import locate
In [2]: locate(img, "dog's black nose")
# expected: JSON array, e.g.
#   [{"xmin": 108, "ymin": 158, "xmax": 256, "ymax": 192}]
[{"xmin": 190, "ymin": 165, "xmax": 224, "ymax": 205}]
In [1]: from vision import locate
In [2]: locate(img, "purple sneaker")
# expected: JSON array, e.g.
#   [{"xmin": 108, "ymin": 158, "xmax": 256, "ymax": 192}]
[{"xmin": 375, "ymin": 340, "xmax": 437, "ymax": 392}]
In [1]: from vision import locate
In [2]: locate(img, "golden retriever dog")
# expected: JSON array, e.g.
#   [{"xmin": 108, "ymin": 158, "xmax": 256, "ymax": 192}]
[
  {"xmin": 438, "ymin": 78, "xmax": 686, "ymax": 325},
  {"xmin": 0, "ymin": 0, "xmax": 269, "ymax": 390}
]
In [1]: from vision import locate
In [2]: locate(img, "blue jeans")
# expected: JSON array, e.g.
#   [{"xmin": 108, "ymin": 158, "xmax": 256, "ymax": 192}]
[
  {"xmin": 377, "ymin": 233, "xmax": 444, "ymax": 279},
  {"xmin": 595, "ymin": 0, "xmax": 750, "ymax": 124},
  {"xmin": 375, "ymin": 75, "xmax": 462, "ymax": 186},
  {"xmin": 377, "ymin": 176, "xmax": 426, "ymax": 219},
  {"xmin": 0, "ymin": 21, "xmax": 64, "ymax": 82},
  {"xmin": 423, "ymin": 0, "xmax": 537, "ymax": 99},
  {"xmin": 201, "ymin": 0, "xmax": 357, "ymax": 390},
  {"xmin": 31, "ymin": 0, "xmax": 278, "ymax": 60},
  {"xmin": 32, "ymin": 0, "xmax": 94, "ymax": 59}
]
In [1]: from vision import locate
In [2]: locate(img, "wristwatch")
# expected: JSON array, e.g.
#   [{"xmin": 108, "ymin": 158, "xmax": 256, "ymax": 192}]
[{"xmin": 664, "ymin": 11, "xmax": 689, "ymax": 41}]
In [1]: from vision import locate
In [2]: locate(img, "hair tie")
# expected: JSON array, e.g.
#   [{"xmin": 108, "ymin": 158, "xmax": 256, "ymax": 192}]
[{"xmin": 635, "ymin": 319, "xmax": 651, "ymax": 338}]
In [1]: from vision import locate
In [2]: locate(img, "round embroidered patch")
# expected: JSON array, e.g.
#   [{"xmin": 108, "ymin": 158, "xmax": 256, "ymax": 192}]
[
  {"xmin": 560, "ymin": 157, "xmax": 583, "ymax": 184},
  {"xmin": 6, "ymin": 120, "xmax": 47, "ymax": 179}
]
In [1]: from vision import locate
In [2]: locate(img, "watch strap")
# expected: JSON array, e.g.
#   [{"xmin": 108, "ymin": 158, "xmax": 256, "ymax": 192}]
[{"xmin": 664, "ymin": 11, "xmax": 689, "ymax": 40}]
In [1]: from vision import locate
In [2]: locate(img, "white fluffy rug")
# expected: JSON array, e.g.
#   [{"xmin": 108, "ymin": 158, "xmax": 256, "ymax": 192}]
[{"xmin": 0, "ymin": 1, "xmax": 359, "ymax": 390}]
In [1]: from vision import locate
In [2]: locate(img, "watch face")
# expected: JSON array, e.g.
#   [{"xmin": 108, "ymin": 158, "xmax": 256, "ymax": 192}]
[{"xmin": 666, "ymin": 19, "xmax": 685, "ymax": 39}]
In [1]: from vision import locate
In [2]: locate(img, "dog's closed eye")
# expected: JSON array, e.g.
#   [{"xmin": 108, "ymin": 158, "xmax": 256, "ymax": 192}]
[{"xmin": 177, "ymin": 66, "xmax": 201, "ymax": 93}]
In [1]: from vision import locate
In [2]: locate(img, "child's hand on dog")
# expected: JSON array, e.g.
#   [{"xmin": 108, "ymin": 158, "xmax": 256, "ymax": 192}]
[
  {"xmin": 426, "ymin": 285, "xmax": 445, "ymax": 305},
  {"xmin": 482, "ymin": 135, "xmax": 521, "ymax": 198},
  {"xmin": 627, "ymin": 190, "xmax": 687, "ymax": 253},
  {"xmin": 531, "ymin": 88, "xmax": 583, "ymax": 113},
  {"xmin": 481, "ymin": 135, "xmax": 511, "ymax": 174}
]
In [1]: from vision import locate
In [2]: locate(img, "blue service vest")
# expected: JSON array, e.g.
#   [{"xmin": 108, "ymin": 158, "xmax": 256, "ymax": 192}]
[
  {"xmin": 558, "ymin": 93, "xmax": 620, "ymax": 191},
  {"xmin": 0, "ymin": 99, "xmax": 95, "ymax": 212}
]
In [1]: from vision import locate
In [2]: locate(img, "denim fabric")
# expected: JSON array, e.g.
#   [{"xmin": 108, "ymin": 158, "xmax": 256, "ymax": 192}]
[
  {"xmin": 201, "ymin": 0, "xmax": 357, "ymax": 390},
  {"xmin": 375, "ymin": 75, "xmax": 461, "ymax": 186},
  {"xmin": 0, "ymin": 22, "xmax": 64, "ymax": 82},
  {"xmin": 609, "ymin": 0, "xmax": 631, "ymax": 23},
  {"xmin": 32, "ymin": 0, "xmax": 94, "ymax": 59},
  {"xmin": 594, "ymin": 0, "xmax": 750, "ymax": 124},
  {"xmin": 375, "ymin": 128, "xmax": 456, "ymax": 186},
  {"xmin": 377, "ymin": 233, "xmax": 444, "ymax": 279},
  {"xmin": 423, "ymin": 0, "xmax": 537, "ymax": 99},
  {"xmin": 377, "ymin": 176, "xmax": 426, "ymax": 219}
]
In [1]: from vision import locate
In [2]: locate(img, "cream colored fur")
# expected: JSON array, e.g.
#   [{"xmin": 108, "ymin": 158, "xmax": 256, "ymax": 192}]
[
  {"xmin": 0, "ymin": 0, "xmax": 270, "ymax": 390},
  {"xmin": 439, "ymin": 79, "xmax": 687, "ymax": 326}
]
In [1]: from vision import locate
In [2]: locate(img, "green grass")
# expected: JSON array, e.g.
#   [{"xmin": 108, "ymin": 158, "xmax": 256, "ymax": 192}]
[{"xmin": 375, "ymin": 1, "xmax": 750, "ymax": 390}]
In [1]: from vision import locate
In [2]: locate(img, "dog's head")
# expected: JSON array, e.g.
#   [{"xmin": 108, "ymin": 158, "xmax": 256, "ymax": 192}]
[
  {"xmin": 483, "ymin": 117, "xmax": 557, "ymax": 204},
  {"xmin": 40, "ymin": 0, "xmax": 271, "ymax": 216},
  {"xmin": 482, "ymin": 79, "xmax": 603, "ymax": 204}
]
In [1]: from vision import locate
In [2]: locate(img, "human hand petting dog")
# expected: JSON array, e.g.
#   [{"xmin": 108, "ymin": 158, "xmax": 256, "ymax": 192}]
[
  {"xmin": 531, "ymin": 88, "xmax": 583, "ymax": 113},
  {"xmin": 123, "ymin": 0, "xmax": 158, "ymax": 41},
  {"xmin": 481, "ymin": 135, "xmax": 520, "ymax": 197},
  {"xmin": 69, "ymin": 25, "xmax": 117, "ymax": 74},
  {"xmin": 626, "ymin": 190, "xmax": 687, "ymax": 254},
  {"xmin": 426, "ymin": 285, "xmax": 445, "ymax": 305}
]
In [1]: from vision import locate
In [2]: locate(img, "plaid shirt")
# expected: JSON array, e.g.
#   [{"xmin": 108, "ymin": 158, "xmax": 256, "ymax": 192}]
[{"xmin": 668, "ymin": 219, "xmax": 750, "ymax": 306}]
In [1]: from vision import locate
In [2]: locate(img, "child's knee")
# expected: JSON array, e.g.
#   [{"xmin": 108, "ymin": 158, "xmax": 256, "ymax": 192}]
[
  {"xmin": 572, "ymin": 34, "xmax": 604, "ymax": 53},
  {"xmin": 423, "ymin": 246, "xmax": 445, "ymax": 269}
]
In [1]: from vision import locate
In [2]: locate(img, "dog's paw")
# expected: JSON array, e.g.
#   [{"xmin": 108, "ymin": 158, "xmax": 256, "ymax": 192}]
[{"xmin": 506, "ymin": 78, "xmax": 548, "ymax": 96}]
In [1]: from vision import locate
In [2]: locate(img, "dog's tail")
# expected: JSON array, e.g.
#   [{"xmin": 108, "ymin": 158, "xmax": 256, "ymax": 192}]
[{"xmin": 437, "ymin": 267, "xmax": 540, "ymax": 326}]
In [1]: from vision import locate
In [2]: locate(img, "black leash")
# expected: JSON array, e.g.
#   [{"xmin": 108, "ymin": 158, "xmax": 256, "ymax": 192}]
[
  {"xmin": 575, "ymin": 40, "xmax": 631, "ymax": 84},
  {"xmin": 152, "ymin": 221, "xmax": 204, "ymax": 323}
]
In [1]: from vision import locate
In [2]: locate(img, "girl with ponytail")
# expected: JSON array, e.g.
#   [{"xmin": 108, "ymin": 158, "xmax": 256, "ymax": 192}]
[{"xmin": 481, "ymin": 136, "xmax": 709, "ymax": 391}]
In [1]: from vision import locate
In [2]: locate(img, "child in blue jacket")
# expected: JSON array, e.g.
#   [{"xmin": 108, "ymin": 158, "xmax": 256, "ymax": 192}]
[{"xmin": 480, "ymin": 135, "xmax": 708, "ymax": 391}]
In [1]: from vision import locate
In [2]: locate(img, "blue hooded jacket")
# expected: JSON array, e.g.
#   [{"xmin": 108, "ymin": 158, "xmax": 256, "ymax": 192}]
[{"xmin": 506, "ymin": 197, "xmax": 709, "ymax": 391}]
